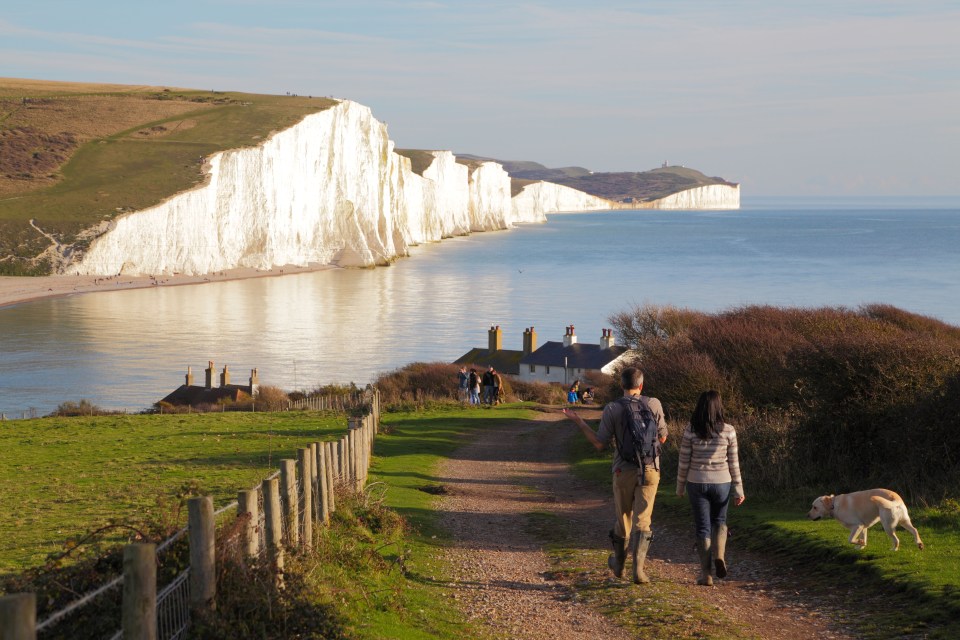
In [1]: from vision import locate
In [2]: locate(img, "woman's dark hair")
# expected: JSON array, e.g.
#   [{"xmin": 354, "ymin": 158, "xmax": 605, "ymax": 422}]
[{"xmin": 690, "ymin": 390, "xmax": 724, "ymax": 439}]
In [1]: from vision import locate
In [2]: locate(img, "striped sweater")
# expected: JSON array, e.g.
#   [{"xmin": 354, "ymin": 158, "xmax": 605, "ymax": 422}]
[{"xmin": 676, "ymin": 423, "xmax": 744, "ymax": 499}]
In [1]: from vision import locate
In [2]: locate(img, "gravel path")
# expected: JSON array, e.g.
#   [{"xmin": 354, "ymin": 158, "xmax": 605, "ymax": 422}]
[{"xmin": 436, "ymin": 409, "xmax": 856, "ymax": 639}]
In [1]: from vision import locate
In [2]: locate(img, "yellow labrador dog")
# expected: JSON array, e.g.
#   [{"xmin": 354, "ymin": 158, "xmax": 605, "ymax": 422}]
[{"xmin": 808, "ymin": 489, "xmax": 924, "ymax": 551}]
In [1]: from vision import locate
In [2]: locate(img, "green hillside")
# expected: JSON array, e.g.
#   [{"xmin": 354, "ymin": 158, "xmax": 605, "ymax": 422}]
[
  {"xmin": 553, "ymin": 166, "xmax": 738, "ymax": 203},
  {"xmin": 0, "ymin": 78, "xmax": 335, "ymax": 275}
]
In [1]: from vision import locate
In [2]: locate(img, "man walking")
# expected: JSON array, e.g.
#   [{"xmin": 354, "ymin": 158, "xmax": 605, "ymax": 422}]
[
  {"xmin": 481, "ymin": 366, "xmax": 495, "ymax": 406},
  {"xmin": 563, "ymin": 367, "xmax": 668, "ymax": 584}
]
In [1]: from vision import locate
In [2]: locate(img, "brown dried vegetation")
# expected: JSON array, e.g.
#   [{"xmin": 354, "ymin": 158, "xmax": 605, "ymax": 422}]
[
  {"xmin": 610, "ymin": 303, "xmax": 960, "ymax": 503},
  {"xmin": 0, "ymin": 94, "xmax": 214, "ymax": 196}
]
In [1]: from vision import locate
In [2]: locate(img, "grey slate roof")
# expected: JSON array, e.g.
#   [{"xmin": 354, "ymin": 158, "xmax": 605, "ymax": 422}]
[
  {"xmin": 519, "ymin": 341, "xmax": 629, "ymax": 370},
  {"xmin": 453, "ymin": 348, "xmax": 523, "ymax": 376}
]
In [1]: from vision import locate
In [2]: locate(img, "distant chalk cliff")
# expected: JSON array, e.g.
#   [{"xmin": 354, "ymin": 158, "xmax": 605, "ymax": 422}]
[{"xmin": 67, "ymin": 100, "xmax": 737, "ymax": 276}]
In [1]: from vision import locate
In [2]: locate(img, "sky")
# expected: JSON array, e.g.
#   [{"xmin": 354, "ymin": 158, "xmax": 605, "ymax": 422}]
[{"xmin": 1, "ymin": 1, "xmax": 958, "ymax": 197}]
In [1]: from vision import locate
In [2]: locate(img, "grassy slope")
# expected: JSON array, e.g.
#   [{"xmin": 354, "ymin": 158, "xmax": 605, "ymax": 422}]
[
  {"xmin": 0, "ymin": 80, "xmax": 335, "ymax": 274},
  {"xmin": 568, "ymin": 431, "xmax": 960, "ymax": 639}
]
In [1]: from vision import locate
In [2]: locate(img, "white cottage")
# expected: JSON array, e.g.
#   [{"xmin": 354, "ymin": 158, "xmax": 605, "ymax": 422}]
[{"xmin": 518, "ymin": 325, "xmax": 630, "ymax": 384}]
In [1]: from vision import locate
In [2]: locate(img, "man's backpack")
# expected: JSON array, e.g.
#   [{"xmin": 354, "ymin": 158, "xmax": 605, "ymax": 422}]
[{"xmin": 615, "ymin": 396, "xmax": 661, "ymax": 473}]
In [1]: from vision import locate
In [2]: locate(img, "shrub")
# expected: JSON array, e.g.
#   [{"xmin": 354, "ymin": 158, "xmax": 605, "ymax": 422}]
[
  {"xmin": 254, "ymin": 385, "xmax": 288, "ymax": 411},
  {"xmin": 375, "ymin": 362, "xmax": 464, "ymax": 406},
  {"xmin": 52, "ymin": 399, "xmax": 105, "ymax": 417},
  {"xmin": 608, "ymin": 303, "xmax": 960, "ymax": 502},
  {"xmin": 507, "ymin": 378, "xmax": 566, "ymax": 404}
]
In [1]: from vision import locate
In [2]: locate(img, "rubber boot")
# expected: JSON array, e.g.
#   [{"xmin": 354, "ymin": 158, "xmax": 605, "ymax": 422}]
[
  {"xmin": 607, "ymin": 530, "xmax": 627, "ymax": 578},
  {"xmin": 696, "ymin": 538, "xmax": 713, "ymax": 586},
  {"xmin": 712, "ymin": 524, "xmax": 728, "ymax": 579},
  {"xmin": 629, "ymin": 530, "xmax": 653, "ymax": 584}
]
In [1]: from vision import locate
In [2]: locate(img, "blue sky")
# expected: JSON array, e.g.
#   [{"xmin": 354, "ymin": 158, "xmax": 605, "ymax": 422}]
[{"xmin": 2, "ymin": 1, "xmax": 958, "ymax": 196}]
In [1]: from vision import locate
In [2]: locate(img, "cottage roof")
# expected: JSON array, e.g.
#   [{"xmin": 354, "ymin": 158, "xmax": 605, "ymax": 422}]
[
  {"xmin": 519, "ymin": 341, "xmax": 629, "ymax": 370},
  {"xmin": 453, "ymin": 348, "xmax": 524, "ymax": 376},
  {"xmin": 160, "ymin": 384, "xmax": 250, "ymax": 406}
]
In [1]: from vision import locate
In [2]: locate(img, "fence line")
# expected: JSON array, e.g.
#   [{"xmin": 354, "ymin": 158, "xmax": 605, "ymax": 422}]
[
  {"xmin": 287, "ymin": 391, "xmax": 366, "ymax": 412},
  {"xmin": 3, "ymin": 387, "xmax": 381, "ymax": 640}
]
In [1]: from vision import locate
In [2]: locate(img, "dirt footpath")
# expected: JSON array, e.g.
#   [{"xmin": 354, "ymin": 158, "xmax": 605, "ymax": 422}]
[{"xmin": 436, "ymin": 409, "xmax": 855, "ymax": 639}]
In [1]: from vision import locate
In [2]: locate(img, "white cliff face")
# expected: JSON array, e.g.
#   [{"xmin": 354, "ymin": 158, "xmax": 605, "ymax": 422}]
[
  {"xmin": 66, "ymin": 100, "xmax": 734, "ymax": 276},
  {"xmin": 641, "ymin": 184, "xmax": 740, "ymax": 210},
  {"xmin": 68, "ymin": 102, "xmax": 556, "ymax": 276},
  {"xmin": 511, "ymin": 182, "xmax": 614, "ymax": 219}
]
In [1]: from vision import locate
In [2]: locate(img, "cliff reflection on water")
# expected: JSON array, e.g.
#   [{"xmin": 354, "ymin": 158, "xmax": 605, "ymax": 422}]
[{"xmin": 1, "ymin": 201, "xmax": 958, "ymax": 416}]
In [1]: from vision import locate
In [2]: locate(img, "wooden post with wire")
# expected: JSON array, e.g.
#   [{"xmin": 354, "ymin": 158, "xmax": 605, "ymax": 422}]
[
  {"xmin": 0, "ymin": 593, "xmax": 36, "ymax": 640},
  {"xmin": 188, "ymin": 497, "xmax": 215, "ymax": 612}
]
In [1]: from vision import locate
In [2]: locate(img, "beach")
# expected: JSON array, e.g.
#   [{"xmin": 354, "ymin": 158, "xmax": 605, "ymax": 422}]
[{"xmin": 0, "ymin": 263, "xmax": 335, "ymax": 310}]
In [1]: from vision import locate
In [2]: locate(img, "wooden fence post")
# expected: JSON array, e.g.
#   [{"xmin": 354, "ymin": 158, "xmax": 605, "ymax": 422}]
[
  {"xmin": 309, "ymin": 443, "xmax": 319, "ymax": 523},
  {"xmin": 297, "ymin": 449, "xmax": 312, "ymax": 550},
  {"xmin": 237, "ymin": 489, "xmax": 259, "ymax": 557},
  {"xmin": 333, "ymin": 439, "xmax": 342, "ymax": 486},
  {"xmin": 280, "ymin": 460, "xmax": 299, "ymax": 548},
  {"xmin": 315, "ymin": 442, "xmax": 330, "ymax": 524},
  {"xmin": 122, "ymin": 543, "xmax": 157, "ymax": 640},
  {"xmin": 0, "ymin": 593, "xmax": 36, "ymax": 640},
  {"xmin": 339, "ymin": 437, "xmax": 348, "ymax": 486},
  {"xmin": 324, "ymin": 441, "xmax": 336, "ymax": 514},
  {"xmin": 262, "ymin": 478, "xmax": 283, "ymax": 571},
  {"xmin": 187, "ymin": 497, "xmax": 215, "ymax": 612}
]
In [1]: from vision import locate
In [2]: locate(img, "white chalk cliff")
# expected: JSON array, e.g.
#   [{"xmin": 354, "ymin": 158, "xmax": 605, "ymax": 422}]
[
  {"xmin": 512, "ymin": 182, "xmax": 614, "ymax": 218},
  {"xmin": 633, "ymin": 184, "xmax": 740, "ymax": 210},
  {"xmin": 66, "ymin": 100, "xmax": 735, "ymax": 276}
]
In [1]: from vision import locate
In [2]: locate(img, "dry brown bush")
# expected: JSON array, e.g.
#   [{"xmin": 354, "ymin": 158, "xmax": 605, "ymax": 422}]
[
  {"xmin": 255, "ymin": 385, "xmax": 289, "ymax": 411},
  {"xmin": 609, "ymin": 303, "xmax": 960, "ymax": 501}
]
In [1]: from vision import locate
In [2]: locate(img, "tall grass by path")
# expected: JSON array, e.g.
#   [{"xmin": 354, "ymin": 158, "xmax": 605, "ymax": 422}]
[{"xmin": 0, "ymin": 410, "xmax": 346, "ymax": 573}]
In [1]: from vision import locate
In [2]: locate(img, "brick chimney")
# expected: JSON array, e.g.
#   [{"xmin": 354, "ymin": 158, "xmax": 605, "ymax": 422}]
[
  {"xmin": 488, "ymin": 325, "xmax": 502, "ymax": 352},
  {"xmin": 205, "ymin": 361, "xmax": 215, "ymax": 389},
  {"xmin": 563, "ymin": 325, "xmax": 578, "ymax": 347},
  {"xmin": 523, "ymin": 326, "xmax": 538, "ymax": 356},
  {"xmin": 601, "ymin": 328, "xmax": 616, "ymax": 350},
  {"xmin": 220, "ymin": 365, "xmax": 230, "ymax": 387},
  {"xmin": 249, "ymin": 368, "xmax": 259, "ymax": 396}
]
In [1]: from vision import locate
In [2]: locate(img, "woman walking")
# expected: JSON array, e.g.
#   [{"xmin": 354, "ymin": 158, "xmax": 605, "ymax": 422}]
[{"xmin": 676, "ymin": 390, "xmax": 745, "ymax": 585}]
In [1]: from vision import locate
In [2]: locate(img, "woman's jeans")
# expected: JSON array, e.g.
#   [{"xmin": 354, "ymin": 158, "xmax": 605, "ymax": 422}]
[{"xmin": 686, "ymin": 482, "xmax": 731, "ymax": 539}]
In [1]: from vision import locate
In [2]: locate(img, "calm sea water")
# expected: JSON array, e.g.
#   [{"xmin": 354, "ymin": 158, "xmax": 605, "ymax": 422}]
[{"xmin": 1, "ymin": 197, "xmax": 957, "ymax": 416}]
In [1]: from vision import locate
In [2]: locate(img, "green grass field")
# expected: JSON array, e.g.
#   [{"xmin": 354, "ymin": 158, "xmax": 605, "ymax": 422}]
[{"xmin": 0, "ymin": 410, "xmax": 346, "ymax": 572}]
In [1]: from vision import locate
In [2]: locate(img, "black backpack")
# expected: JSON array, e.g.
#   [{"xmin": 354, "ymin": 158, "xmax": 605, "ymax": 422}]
[{"xmin": 615, "ymin": 396, "xmax": 661, "ymax": 473}]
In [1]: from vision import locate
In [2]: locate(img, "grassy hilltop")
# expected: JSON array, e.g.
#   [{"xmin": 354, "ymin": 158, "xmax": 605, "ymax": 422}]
[{"xmin": 0, "ymin": 78, "xmax": 336, "ymax": 275}]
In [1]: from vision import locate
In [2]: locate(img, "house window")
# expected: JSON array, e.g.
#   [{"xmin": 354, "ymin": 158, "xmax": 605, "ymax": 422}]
[
  {"xmin": 545, "ymin": 366, "xmax": 551, "ymax": 374},
  {"xmin": 529, "ymin": 365, "xmax": 536, "ymax": 373}
]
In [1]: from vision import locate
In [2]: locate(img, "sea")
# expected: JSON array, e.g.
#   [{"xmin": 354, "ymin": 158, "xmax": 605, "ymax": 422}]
[{"xmin": 1, "ymin": 196, "xmax": 957, "ymax": 417}]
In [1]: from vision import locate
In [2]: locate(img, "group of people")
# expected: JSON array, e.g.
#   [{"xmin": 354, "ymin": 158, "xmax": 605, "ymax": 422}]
[
  {"xmin": 566, "ymin": 380, "xmax": 595, "ymax": 404},
  {"xmin": 564, "ymin": 367, "xmax": 744, "ymax": 586},
  {"xmin": 458, "ymin": 366, "xmax": 503, "ymax": 406}
]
